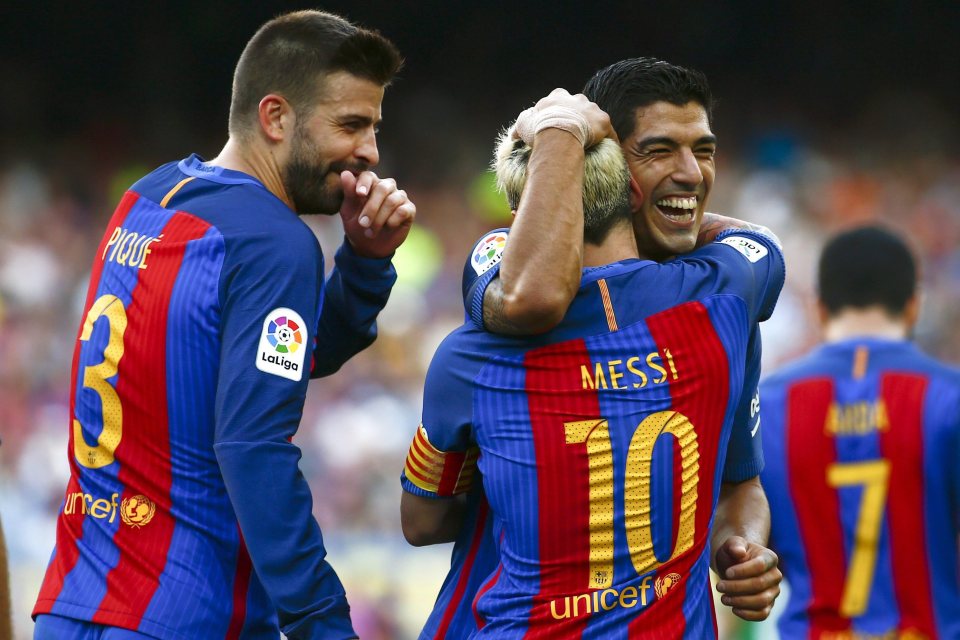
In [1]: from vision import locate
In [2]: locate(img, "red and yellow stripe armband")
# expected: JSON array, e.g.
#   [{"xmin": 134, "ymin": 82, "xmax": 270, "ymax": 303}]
[{"xmin": 404, "ymin": 425, "xmax": 479, "ymax": 497}]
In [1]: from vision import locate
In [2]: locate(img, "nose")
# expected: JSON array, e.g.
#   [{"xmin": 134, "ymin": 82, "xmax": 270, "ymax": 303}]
[
  {"xmin": 356, "ymin": 128, "xmax": 380, "ymax": 168},
  {"xmin": 671, "ymin": 148, "xmax": 703, "ymax": 187}
]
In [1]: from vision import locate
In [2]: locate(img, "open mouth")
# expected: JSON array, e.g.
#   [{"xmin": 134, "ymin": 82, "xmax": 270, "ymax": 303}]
[{"xmin": 655, "ymin": 196, "xmax": 698, "ymax": 225}]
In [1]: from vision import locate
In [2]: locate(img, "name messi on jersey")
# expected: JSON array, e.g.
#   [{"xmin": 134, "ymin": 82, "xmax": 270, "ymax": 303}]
[
  {"xmin": 101, "ymin": 226, "xmax": 163, "ymax": 270},
  {"xmin": 580, "ymin": 349, "xmax": 679, "ymax": 391}
]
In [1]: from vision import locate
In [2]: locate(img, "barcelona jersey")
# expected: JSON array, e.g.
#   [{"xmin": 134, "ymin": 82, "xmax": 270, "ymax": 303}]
[
  {"xmin": 761, "ymin": 338, "xmax": 960, "ymax": 639},
  {"xmin": 403, "ymin": 230, "xmax": 783, "ymax": 638},
  {"xmin": 34, "ymin": 154, "xmax": 396, "ymax": 639}
]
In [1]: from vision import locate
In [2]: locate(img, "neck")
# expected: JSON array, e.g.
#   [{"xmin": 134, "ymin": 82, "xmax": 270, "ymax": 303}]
[
  {"xmin": 822, "ymin": 307, "xmax": 909, "ymax": 343},
  {"xmin": 583, "ymin": 223, "xmax": 639, "ymax": 268},
  {"xmin": 208, "ymin": 137, "xmax": 293, "ymax": 209}
]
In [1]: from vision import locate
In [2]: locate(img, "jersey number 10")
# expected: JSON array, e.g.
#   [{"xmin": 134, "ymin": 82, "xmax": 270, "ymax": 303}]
[{"xmin": 564, "ymin": 411, "xmax": 700, "ymax": 590}]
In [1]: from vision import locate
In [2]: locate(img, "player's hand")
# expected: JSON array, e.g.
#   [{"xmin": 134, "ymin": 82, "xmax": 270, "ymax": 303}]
[
  {"xmin": 340, "ymin": 170, "xmax": 415, "ymax": 259},
  {"xmin": 714, "ymin": 535, "xmax": 781, "ymax": 621},
  {"xmin": 514, "ymin": 88, "xmax": 617, "ymax": 148}
]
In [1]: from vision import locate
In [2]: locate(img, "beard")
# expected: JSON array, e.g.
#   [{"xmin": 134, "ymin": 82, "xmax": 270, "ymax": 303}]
[{"xmin": 283, "ymin": 125, "xmax": 366, "ymax": 216}]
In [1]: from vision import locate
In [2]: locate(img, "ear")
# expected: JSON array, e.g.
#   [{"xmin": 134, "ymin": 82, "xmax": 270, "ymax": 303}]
[
  {"xmin": 816, "ymin": 299, "xmax": 831, "ymax": 330},
  {"xmin": 903, "ymin": 294, "xmax": 920, "ymax": 332},
  {"xmin": 257, "ymin": 94, "xmax": 293, "ymax": 142},
  {"xmin": 628, "ymin": 176, "xmax": 644, "ymax": 211},
  {"xmin": 510, "ymin": 209, "xmax": 518, "ymax": 219}
]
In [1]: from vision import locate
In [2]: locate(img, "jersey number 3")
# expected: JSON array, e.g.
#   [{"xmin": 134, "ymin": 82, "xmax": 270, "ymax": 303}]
[
  {"xmin": 565, "ymin": 411, "xmax": 699, "ymax": 589},
  {"xmin": 73, "ymin": 294, "xmax": 127, "ymax": 469}
]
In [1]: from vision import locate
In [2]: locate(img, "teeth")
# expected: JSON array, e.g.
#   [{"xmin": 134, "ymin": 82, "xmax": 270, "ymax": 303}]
[{"xmin": 655, "ymin": 196, "xmax": 698, "ymax": 210}]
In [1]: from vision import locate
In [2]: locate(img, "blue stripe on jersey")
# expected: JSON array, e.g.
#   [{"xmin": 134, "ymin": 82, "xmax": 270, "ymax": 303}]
[
  {"xmin": 760, "ymin": 381, "xmax": 811, "ymax": 639},
  {"xmin": 56, "ymin": 196, "xmax": 176, "ymax": 617},
  {"xmin": 473, "ymin": 356, "xmax": 535, "ymax": 635},
  {"xmin": 680, "ymin": 546, "xmax": 714, "ymax": 640},
  {"xmin": 922, "ymin": 375, "xmax": 960, "ymax": 636},
  {"xmin": 141, "ymin": 225, "xmax": 230, "ymax": 636}
]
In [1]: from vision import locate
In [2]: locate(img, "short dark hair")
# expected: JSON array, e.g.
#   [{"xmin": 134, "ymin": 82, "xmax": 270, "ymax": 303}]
[
  {"xmin": 583, "ymin": 57, "xmax": 714, "ymax": 141},
  {"xmin": 818, "ymin": 225, "xmax": 917, "ymax": 316},
  {"xmin": 228, "ymin": 10, "xmax": 403, "ymax": 138}
]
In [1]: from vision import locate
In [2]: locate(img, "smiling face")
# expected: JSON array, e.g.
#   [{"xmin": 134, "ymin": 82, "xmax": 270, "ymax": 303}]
[
  {"xmin": 283, "ymin": 71, "xmax": 384, "ymax": 215},
  {"xmin": 621, "ymin": 101, "xmax": 716, "ymax": 261}
]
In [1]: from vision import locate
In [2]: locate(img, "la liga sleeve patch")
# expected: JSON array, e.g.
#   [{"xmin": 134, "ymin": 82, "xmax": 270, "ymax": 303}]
[
  {"xmin": 256, "ymin": 307, "xmax": 308, "ymax": 381},
  {"xmin": 719, "ymin": 234, "xmax": 769, "ymax": 263}
]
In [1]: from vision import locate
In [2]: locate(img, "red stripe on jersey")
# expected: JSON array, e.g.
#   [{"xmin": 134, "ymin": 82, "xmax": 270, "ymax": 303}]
[
  {"xmin": 630, "ymin": 301, "xmax": 730, "ymax": 638},
  {"xmin": 878, "ymin": 373, "xmax": 936, "ymax": 637},
  {"xmin": 225, "ymin": 527, "xmax": 253, "ymax": 640},
  {"xmin": 34, "ymin": 192, "xmax": 139, "ymax": 614},
  {"xmin": 524, "ymin": 338, "xmax": 599, "ymax": 638},
  {"xmin": 473, "ymin": 536, "xmax": 505, "ymax": 632},
  {"xmin": 93, "ymin": 212, "xmax": 211, "ymax": 626},
  {"xmin": 434, "ymin": 498, "xmax": 490, "ymax": 639},
  {"xmin": 785, "ymin": 378, "xmax": 850, "ymax": 638}
]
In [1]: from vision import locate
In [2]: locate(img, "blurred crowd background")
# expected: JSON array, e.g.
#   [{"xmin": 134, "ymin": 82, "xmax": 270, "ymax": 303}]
[{"xmin": 2, "ymin": 2, "xmax": 958, "ymax": 638}]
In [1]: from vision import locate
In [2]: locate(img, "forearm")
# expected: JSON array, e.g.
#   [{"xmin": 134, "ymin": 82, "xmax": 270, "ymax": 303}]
[
  {"xmin": 400, "ymin": 491, "xmax": 468, "ymax": 546},
  {"xmin": 493, "ymin": 129, "xmax": 585, "ymax": 333},
  {"xmin": 711, "ymin": 477, "xmax": 770, "ymax": 571},
  {"xmin": 0, "ymin": 518, "xmax": 10, "ymax": 640},
  {"xmin": 697, "ymin": 212, "xmax": 781, "ymax": 249},
  {"xmin": 311, "ymin": 240, "xmax": 396, "ymax": 378},
  {"xmin": 216, "ymin": 441, "xmax": 355, "ymax": 640}
]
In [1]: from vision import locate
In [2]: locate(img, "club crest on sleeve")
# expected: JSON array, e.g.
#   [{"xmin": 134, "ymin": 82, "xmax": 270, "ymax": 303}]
[
  {"xmin": 256, "ymin": 307, "xmax": 307, "ymax": 381},
  {"xmin": 719, "ymin": 235, "xmax": 768, "ymax": 263},
  {"xmin": 471, "ymin": 230, "xmax": 509, "ymax": 275}
]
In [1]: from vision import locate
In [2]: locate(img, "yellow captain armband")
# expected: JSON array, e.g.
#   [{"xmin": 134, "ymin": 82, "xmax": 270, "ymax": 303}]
[{"xmin": 404, "ymin": 425, "xmax": 479, "ymax": 496}]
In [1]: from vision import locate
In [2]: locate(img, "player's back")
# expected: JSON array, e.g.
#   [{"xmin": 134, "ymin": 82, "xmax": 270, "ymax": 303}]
[
  {"xmin": 761, "ymin": 338, "xmax": 960, "ymax": 639},
  {"xmin": 35, "ymin": 155, "xmax": 323, "ymax": 638},
  {"xmin": 422, "ymin": 230, "xmax": 782, "ymax": 638}
]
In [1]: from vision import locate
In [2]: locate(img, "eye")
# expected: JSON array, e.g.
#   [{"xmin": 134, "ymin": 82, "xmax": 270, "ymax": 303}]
[{"xmin": 695, "ymin": 146, "xmax": 716, "ymax": 158}]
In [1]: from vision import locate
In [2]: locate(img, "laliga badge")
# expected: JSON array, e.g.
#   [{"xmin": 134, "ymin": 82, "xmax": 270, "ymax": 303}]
[
  {"xmin": 471, "ymin": 230, "xmax": 509, "ymax": 276},
  {"xmin": 720, "ymin": 235, "xmax": 768, "ymax": 263},
  {"xmin": 256, "ymin": 307, "xmax": 307, "ymax": 381}
]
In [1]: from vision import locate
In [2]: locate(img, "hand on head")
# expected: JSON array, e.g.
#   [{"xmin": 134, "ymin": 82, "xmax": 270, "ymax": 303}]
[{"xmin": 513, "ymin": 88, "xmax": 617, "ymax": 148}]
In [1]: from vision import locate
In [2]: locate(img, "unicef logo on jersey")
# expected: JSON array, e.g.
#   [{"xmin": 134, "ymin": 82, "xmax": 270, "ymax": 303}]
[
  {"xmin": 257, "ymin": 307, "xmax": 308, "ymax": 382},
  {"xmin": 471, "ymin": 231, "xmax": 508, "ymax": 275},
  {"xmin": 266, "ymin": 315, "xmax": 303, "ymax": 354}
]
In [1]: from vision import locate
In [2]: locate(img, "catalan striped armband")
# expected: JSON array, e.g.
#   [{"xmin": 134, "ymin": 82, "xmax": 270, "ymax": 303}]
[{"xmin": 403, "ymin": 425, "xmax": 479, "ymax": 497}]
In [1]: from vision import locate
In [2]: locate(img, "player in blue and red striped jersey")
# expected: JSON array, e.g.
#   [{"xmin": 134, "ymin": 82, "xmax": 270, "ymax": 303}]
[
  {"xmin": 405, "ymin": 59, "xmax": 784, "ymax": 639},
  {"xmin": 760, "ymin": 226, "xmax": 960, "ymax": 639},
  {"xmin": 33, "ymin": 11, "xmax": 414, "ymax": 640},
  {"xmin": 402, "ymin": 91, "xmax": 784, "ymax": 637}
]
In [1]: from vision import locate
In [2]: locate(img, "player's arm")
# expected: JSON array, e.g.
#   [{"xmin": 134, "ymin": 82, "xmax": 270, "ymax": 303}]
[
  {"xmin": 400, "ymin": 335, "xmax": 479, "ymax": 545},
  {"xmin": 401, "ymin": 491, "xmax": 469, "ymax": 546},
  {"xmin": 214, "ymin": 231, "xmax": 356, "ymax": 640},
  {"xmin": 310, "ymin": 240, "xmax": 396, "ymax": 377},
  {"xmin": 476, "ymin": 90, "xmax": 615, "ymax": 335},
  {"xmin": 711, "ymin": 476, "xmax": 781, "ymax": 622},
  {"xmin": 697, "ymin": 212, "xmax": 782, "ymax": 249},
  {"xmin": 311, "ymin": 170, "xmax": 413, "ymax": 377},
  {"xmin": 0, "ymin": 517, "xmax": 11, "ymax": 640}
]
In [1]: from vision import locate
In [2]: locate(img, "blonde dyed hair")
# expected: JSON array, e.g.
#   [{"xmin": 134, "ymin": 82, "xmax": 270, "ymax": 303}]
[{"xmin": 493, "ymin": 130, "xmax": 631, "ymax": 244}]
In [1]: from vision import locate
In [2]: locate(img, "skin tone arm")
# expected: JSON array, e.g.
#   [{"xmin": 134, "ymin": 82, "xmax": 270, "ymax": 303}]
[
  {"xmin": 697, "ymin": 212, "xmax": 781, "ymax": 248},
  {"xmin": 400, "ymin": 492, "xmax": 469, "ymax": 547},
  {"xmin": 483, "ymin": 90, "xmax": 615, "ymax": 335},
  {"xmin": 0, "ymin": 517, "xmax": 11, "ymax": 640},
  {"xmin": 710, "ymin": 476, "xmax": 782, "ymax": 621}
]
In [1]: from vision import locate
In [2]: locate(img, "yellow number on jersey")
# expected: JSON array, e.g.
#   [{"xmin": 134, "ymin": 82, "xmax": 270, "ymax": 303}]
[
  {"xmin": 826, "ymin": 459, "xmax": 890, "ymax": 616},
  {"xmin": 564, "ymin": 411, "xmax": 701, "ymax": 589},
  {"xmin": 73, "ymin": 295, "xmax": 127, "ymax": 468}
]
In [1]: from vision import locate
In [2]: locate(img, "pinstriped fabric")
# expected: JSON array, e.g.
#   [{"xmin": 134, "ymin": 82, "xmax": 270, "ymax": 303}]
[
  {"xmin": 35, "ymin": 192, "xmax": 139, "ymax": 613},
  {"xmin": 140, "ymin": 224, "xmax": 235, "ymax": 636}
]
